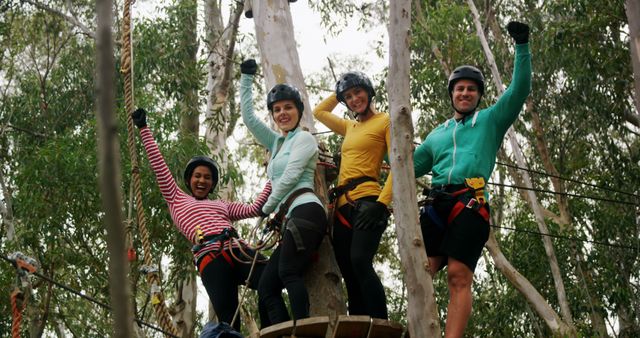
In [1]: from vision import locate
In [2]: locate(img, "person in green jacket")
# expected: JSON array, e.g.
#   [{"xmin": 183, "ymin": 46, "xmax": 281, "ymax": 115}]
[
  {"xmin": 239, "ymin": 59, "xmax": 327, "ymax": 325},
  {"xmin": 413, "ymin": 21, "xmax": 531, "ymax": 337}
]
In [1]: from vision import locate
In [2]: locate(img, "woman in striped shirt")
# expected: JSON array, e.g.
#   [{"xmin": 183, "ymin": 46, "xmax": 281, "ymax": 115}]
[{"xmin": 132, "ymin": 108, "xmax": 272, "ymax": 331}]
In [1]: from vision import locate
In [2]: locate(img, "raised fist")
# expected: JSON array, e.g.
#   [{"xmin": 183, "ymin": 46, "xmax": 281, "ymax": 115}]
[
  {"xmin": 132, "ymin": 108, "xmax": 147, "ymax": 128},
  {"xmin": 507, "ymin": 21, "xmax": 529, "ymax": 45},
  {"xmin": 241, "ymin": 59, "xmax": 258, "ymax": 75}
]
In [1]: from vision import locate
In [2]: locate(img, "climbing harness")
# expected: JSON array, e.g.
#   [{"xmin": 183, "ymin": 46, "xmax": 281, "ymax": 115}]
[
  {"xmin": 327, "ymin": 176, "xmax": 377, "ymax": 230},
  {"xmin": 422, "ymin": 177, "xmax": 490, "ymax": 227},
  {"xmin": 9, "ymin": 252, "xmax": 37, "ymax": 338}
]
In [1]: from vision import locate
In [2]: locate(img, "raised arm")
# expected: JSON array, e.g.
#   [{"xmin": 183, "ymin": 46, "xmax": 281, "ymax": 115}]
[
  {"xmin": 132, "ymin": 108, "xmax": 182, "ymax": 203},
  {"xmin": 490, "ymin": 21, "xmax": 532, "ymax": 131},
  {"xmin": 313, "ymin": 93, "xmax": 349, "ymax": 136},
  {"xmin": 240, "ymin": 59, "xmax": 279, "ymax": 150}
]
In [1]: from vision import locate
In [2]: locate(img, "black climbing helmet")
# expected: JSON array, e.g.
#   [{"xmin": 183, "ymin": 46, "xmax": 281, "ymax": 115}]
[
  {"xmin": 447, "ymin": 65, "xmax": 485, "ymax": 97},
  {"xmin": 183, "ymin": 156, "xmax": 219, "ymax": 195},
  {"xmin": 335, "ymin": 71, "xmax": 376, "ymax": 105},
  {"xmin": 266, "ymin": 83, "xmax": 304, "ymax": 117}
]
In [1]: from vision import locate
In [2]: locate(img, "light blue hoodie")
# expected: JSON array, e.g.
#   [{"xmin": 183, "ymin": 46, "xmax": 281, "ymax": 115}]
[{"xmin": 240, "ymin": 74, "xmax": 322, "ymax": 217}]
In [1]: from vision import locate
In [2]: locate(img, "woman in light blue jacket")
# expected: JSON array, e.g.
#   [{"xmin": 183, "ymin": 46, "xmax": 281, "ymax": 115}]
[{"xmin": 239, "ymin": 59, "xmax": 327, "ymax": 325}]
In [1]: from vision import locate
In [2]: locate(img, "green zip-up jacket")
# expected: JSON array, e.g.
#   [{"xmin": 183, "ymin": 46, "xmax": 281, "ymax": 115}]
[
  {"xmin": 240, "ymin": 73, "xmax": 322, "ymax": 217},
  {"xmin": 414, "ymin": 43, "xmax": 531, "ymax": 187}
]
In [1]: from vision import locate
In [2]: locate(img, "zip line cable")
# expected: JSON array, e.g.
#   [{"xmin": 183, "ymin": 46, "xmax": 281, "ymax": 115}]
[
  {"xmin": 490, "ymin": 224, "xmax": 638, "ymax": 251},
  {"xmin": 495, "ymin": 161, "xmax": 640, "ymax": 199},
  {"xmin": 314, "ymin": 133, "xmax": 639, "ymax": 199},
  {"xmin": 1, "ymin": 254, "xmax": 179, "ymax": 338},
  {"xmin": 486, "ymin": 181, "xmax": 637, "ymax": 206}
]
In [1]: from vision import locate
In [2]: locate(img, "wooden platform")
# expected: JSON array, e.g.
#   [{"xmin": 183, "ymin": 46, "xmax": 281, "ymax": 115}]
[
  {"xmin": 259, "ymin": 315, "xmax": 403, "ymax": 338},
  {"xmin": 332, "ymin": 315, "xmax": 403, "ymax": 338},
  {"xmin": 260, "ymin": 316, "xmax": 330, "ymax": 338}
]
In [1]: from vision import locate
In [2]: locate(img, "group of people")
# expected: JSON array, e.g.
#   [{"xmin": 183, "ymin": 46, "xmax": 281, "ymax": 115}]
[{"xmin": 132, "ymin": 20, "xmax": 531, "ymax": 337}]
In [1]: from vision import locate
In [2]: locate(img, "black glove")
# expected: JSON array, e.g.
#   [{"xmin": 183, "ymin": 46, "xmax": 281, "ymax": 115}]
[
  {"xmin": 507, "ymin": 21, "xmax": 529, "ymax": 44},
  {"xmin": 132, "ymin": 108, "xmax": 147, "ymax": 128},
  {"xmin": 353, "ymin": 200, "xmax": 390, "ymax": 230},
  {"xmin": 240, "ymin": 59, "xmax": 257, "ymax": 75}
]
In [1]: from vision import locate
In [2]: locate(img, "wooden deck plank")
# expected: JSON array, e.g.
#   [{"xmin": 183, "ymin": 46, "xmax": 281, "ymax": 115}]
[
  {"xmin": 368, "ymin": 318, "xmax": 403, "ymax": 338},
  {"xmin": 331, "ymin": 315, "xmax": 371, "ymax": 338},
  {"xmin": 331, "ymin": 315, "xmax": 404, "ymax": 338},
  {"xmin": 259, "ymin": 316, "xmax": 329, "ymax": 338}
]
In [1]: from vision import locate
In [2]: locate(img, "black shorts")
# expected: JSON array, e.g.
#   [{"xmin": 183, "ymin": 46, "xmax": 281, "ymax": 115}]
[{"xmin": 419, "ymin": 196, "xmax": 490, "ymax": 272}]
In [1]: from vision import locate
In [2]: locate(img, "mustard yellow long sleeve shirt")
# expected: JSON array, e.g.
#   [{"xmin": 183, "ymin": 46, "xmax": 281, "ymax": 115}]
[{"xmin": 313, "ymin": 93, "xmax": 393, "ymax": 208}]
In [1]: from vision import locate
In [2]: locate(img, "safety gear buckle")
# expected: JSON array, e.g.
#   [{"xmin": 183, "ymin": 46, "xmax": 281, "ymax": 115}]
[{"xmin": 464, "ymin": 177, "xmax": 486, "ymax": 203}]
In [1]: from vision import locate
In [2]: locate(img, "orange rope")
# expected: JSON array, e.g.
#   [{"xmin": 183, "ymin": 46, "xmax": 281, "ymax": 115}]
[{"xmin": 11, "ymin": 288, "xmax": 26, "ymax": 338}]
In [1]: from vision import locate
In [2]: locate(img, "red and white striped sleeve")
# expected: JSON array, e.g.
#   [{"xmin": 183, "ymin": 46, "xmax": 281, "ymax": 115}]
[
  {"xmin": 139, "ymin": 126, "xmax": 180, "ymax": 203},
  {"xmin": 227, "ymin": 181, "xmax": 272, "ymax": 221}
]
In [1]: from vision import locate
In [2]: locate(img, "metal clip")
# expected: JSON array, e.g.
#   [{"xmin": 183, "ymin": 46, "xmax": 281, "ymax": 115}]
[{"xmin": 139, "ymin": 265, "xmax": 159, "ymax": 275}]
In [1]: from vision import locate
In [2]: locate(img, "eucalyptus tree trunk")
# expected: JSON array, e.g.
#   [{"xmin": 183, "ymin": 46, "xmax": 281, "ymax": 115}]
[
  {"xmin": 0, "ymin": 168, "xmax": 14, "ymax": 240},
  {"xmin": 387, "ymin": 1, "xmax": 441, "ymax": 337},
  {"xmin": 178, "ymin": 0, "xmax": 200, "ymax": 136},
  {"xmin": 171, "ymin": 0, "xmax": 200, "ymax": 334},
  {"xmin": 199, "ymin": 0, "xmax": 244, "ymax": 326},
  {"xmin": 624, "ymin": 0, "xmax": 640, "ymax": 126},
  {"xmin": 249, "ymin": 0, "xmax": 346, "ymax": 333},
  {"xmin": 466, "ymin": 0, "xmax": 576, "ymax": 335},
  {"xmin": 96, "ymin": 0, "xmax": 133, "ymax": 335},
  {"xmin": 203, "ymin": 0, "xmax": 243, "ymax": 197},
  {"xmin": 484, "ymin": 232, "xmax": 572, "ymax": 333}
]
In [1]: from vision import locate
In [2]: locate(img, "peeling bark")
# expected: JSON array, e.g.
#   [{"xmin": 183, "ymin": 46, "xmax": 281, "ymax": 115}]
[{"xmin": 388, "ymin": 1, "xmax": 441, "ymax": 337}]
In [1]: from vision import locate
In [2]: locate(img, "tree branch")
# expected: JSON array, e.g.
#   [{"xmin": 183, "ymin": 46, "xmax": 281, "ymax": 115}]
[{"xmin": 22, "ymin": 0, "xmax": 95, "ymax": 39}]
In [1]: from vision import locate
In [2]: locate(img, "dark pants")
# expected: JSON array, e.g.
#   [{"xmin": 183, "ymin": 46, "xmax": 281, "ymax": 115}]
[
  {"xmin": 258, "ymin": 202, "xmax": 327, "ymax": 325},
  {"xmin": 200, "ymin": 246, "xmax": 270, "ymax": 331},
  {"xmin": 420, "ymin": 190, "xmax": 490, "ymax": 272},
  {"xmin": 332, "ymin": 196, "xmax": 388, "ymax": 319}
]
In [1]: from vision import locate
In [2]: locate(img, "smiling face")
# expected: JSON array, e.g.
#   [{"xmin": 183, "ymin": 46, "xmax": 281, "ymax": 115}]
[
  {"xmin": 189, "ymin": 165, "xmax": 214, "ymax": 199},
  {"xmin": 271, "ymin": 99, "xmax": 301, "ymax": 133},
  {"xmin": 343, "ymin": 86, "xmax": 371, "ymax": 120},
  {"xmin": 451, "ymin": 79, "xmax": 481, "ymax": 116}
]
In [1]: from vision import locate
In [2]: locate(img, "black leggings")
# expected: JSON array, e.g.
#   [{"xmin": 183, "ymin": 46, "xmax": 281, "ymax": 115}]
[
  {"xmin": 332, "ymin": 196, "xmax": 388, "ymax": 319},
  {"xmin": 200, "ymin": 246, "xmax": 270, "ymax": 331},
  {"xmin": 258, "ymin": 202, "xmax": 327, "ymax": 325}
]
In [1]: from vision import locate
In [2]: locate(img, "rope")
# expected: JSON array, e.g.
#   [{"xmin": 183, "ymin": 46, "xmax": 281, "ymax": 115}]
[
  {"xmin": 120, "ymin": 0, "xmax": 178, "ymax": 335},
  {"xmin": 0, "ymin": 254, "xmax": 179, "ymax": 337},
  {"xmin": 11, "ymin": 288, "xmax": 26, "ymax": 338}
]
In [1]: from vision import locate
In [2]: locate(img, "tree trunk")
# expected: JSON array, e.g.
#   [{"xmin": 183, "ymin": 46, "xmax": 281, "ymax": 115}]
[
  {"xmin": 203, "ymin": 0, "xmax": 243, "ymax": 160},
  {"xmin": 250, "ymin": 0, "xmax": 346, "ymax": 331},
  {"xmin": 0, "ymin": 167, "xmax": 15, "ymax": 240},
  {"xmin": 624, "ymin": 0, "xmax": 640, "ymax": 126},
  {"xmin": 96, "ymin": 0, "xmax": 133, "ymax": 334},
  {"xmin": 388, "ymin": 1, "xmax": 441, "ymax": 337},
  {"xmin": 466, "ymin": 0, "xmax": 576, "ymax": 335},
  {"xmin": 203, "ymin": 0, "xmax": 243, "ymax": 203},
  {"xmin": 485, "ymin": 231, "xmax": 573, "ymax": 334},
  {"xmin": 178, "ymin": 0, "xmax": 200, "ymax": 136},
  {"xmin": 172, "ymin": 276, "xmax": 197, "ymax": 338},
  {"xmin": 529, "ymin": 102, "xmax": 607, "ymax": 336}
]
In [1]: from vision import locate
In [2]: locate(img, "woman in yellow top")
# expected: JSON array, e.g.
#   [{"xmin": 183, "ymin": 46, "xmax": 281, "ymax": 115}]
[{"xmin": 313, "ymin": 71, "xmax": 393, "ymax": 319}]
